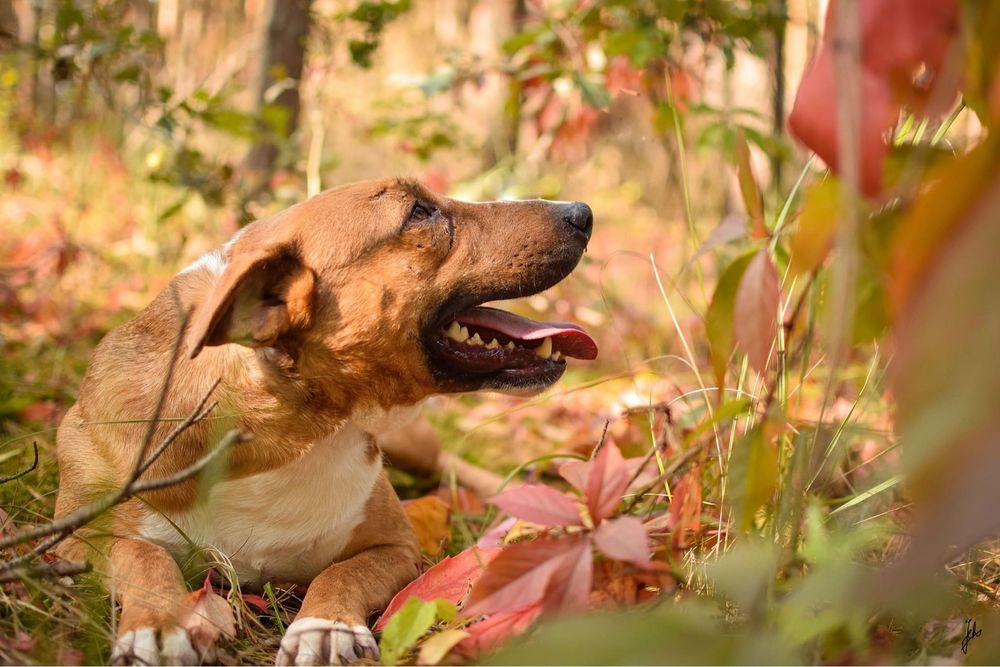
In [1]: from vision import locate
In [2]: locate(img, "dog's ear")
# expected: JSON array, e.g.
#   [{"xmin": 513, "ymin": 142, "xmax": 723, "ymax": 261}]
[{"xmin": 186, "ymin": 243, "xmax": 316, "ymax": 359}]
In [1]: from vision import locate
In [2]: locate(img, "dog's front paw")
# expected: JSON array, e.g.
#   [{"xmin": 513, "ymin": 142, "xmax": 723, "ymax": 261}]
[
  {"xmin": 276, "ymin": 617, "xmax": 379, "ymax": 666},
  {"xmin": 111, "ymin": 626, "xmax": 200, "ymax": 666}
]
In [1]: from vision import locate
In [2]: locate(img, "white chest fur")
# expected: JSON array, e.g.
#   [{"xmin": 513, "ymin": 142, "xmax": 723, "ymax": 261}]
[{"xmin": 139, "ymin": 422, "xmax": 382, "ymax": 586}]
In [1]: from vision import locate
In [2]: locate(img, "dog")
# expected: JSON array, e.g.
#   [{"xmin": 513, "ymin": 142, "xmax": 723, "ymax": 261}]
[{"xmin": 53, "ymin": 178, "xmax": 597, "ymax": 665}]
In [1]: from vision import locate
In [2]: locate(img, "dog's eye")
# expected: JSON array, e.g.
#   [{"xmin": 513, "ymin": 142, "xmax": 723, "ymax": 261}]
[{"xmin": 407, "ymin": 202, "xmax": 436, "ymax": 224}]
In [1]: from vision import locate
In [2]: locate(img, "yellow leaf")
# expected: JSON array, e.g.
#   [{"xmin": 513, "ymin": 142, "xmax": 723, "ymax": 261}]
[
  {"xmin": 418, "ymin": 629, "xmax": 469, "ymax": 665},
  {"xmin": 735, "ymin": 129, "xmax": 768, "ymax": 239},
  {"xmin": 789, "ymin": 178, "xmax": 841, "ymax": 275}
]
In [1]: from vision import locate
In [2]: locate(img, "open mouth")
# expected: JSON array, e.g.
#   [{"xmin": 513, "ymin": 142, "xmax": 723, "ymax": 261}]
[{"xmin": 426, "ymin": 304, "xmax": 598, "ymax": 392}]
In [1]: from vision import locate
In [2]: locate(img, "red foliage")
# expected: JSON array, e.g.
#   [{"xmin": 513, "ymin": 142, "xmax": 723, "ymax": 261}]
[
  {"xmin": 374, "ymin": 546, "xmax": 502, "ymax": 632},
  {"xmin": 788, "ymin": 0, "xmax": 961, "ymax": 196}
]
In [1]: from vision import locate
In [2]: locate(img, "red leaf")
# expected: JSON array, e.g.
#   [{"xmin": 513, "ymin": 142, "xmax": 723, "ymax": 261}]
[
  {"xmin": 733, "ymin": 250, "xmax": 780, "ymax": 375},
  {"xmin": 488, "ymin": 485, "xmax": 584, "ymax": 527},
  {"xmin": 477, "ymin": 517, "xmax": 516, "ymax": 548},
  {"xmin": 465, "ymin": 538, "xmax": 587, "ymax": 617},
  {"xmin": 241, "ymin": 593, "xmax": 270, "ymax": 613},
  {"xmin": 453, "ymin": 603, "xmax": 542, "ymax": 660},
  {"xmin": 374, "ymin": 546, "xmax": 501, "ymax": 631},
  {"xmin": 585, "ymin": 442, "xmax": 630, "ymax": 523},
  {"xmin": 788, "ymin": 0, "xmax": 961, "ymax": 196},
  {"xmin": 540, "ymin": 537, "xmax": 593, "ymax": 615},
  {"xmin": 593, "ymin": 516, "xmax": 652, "ymax": 567},
  {"xmin": 558, "ymin": 459, "xmax": 587, "ymax": 492}
]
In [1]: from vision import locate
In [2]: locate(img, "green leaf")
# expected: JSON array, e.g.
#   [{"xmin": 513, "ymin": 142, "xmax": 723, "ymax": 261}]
[
  {"xmin": 573, "ymin": 72, "xmax": 611, "ymax": 109},
  {"xmin": 728, "ymin": 426, "xmax": 778, "ymax": 532},
  {"xmin": 706, "ymin": 251, "xmax": 755, "ymax": 390},
  {"xmin": 378, "ymin": 597, "xmax": 456, "ymax": 665}
]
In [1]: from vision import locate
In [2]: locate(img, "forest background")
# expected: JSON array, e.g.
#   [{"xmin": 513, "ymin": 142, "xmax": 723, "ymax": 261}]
[{"xmin": 1, "ymin": 0, "xmax": 1000, "ymax": 664}]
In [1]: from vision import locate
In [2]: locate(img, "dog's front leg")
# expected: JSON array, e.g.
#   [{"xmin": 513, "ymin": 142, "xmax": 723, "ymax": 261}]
[
  {"xmin": 106, "ymin": 537, "xmax": 201, "ymax": 666},
  {"xmin": 277, "ymin": 474, "xmax": 420, "ymax": 666}
]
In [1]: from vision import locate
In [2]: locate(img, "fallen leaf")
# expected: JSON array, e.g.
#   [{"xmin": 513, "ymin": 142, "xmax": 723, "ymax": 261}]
[
  {"xmin": 488, "ymin": 485, "xmax": 584, "ymax": 527},
  {"xmin": 176, "ymin": 573, "xmax": 236, "ymax": 660},
  {"xmin": 593, "ymin": 516, "xmax": 651, "ymax": 567},
  {"xmin": 417, "ymin": 628, "xmax": 469, "ymax": 665},
  {"xmin": 733, "ymin": 249, "xmax": 780, "ymax": 375},
  {"xmin": 379, "ymin": 597, "xmax": 457, "ymax": 666},
  {"xmin": 435, "ymin": 485, "xmax": 485, "ymax": 514},
  {"xmin": 375, "ymin": 546, "xmax": 501, "ymax": 631},
  {"xmin": 404, "ymin": 496, "xmax": 451, "ymax": 556}
]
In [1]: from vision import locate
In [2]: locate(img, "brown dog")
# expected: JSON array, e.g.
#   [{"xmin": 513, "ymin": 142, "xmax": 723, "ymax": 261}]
[{"xmin": 53, "ymin": 179, "xmax": 596, "ymax": 665}]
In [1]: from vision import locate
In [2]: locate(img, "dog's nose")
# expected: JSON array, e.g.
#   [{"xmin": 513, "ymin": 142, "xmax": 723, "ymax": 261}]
[{"xmin": 559, "ymin": 201, "xmax": 593, "ymax": 239}]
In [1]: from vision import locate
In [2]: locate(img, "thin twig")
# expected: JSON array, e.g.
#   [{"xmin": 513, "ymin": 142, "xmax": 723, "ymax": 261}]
[
  {"xmin": 762, "ymin": 272, "xmax": 817, "ymax": 415},
  {"xmin": 0, "ymin": 314, "xmax": 228, "ymax": 572},
  {"xmin": 137, "ymin": 377, "xmax": 222, "ymax": 477},
  {"xmin": 130, "ymin": 429, "xmax": 250, "ymax": 495},
  {"xmin": 0, "ymin": 429, "xmax": 246, "ymax": 557},
  {"xmin": 590, "ymin": 420, "xmax": 611, "ymax": 459},
  {"xmin": 128, "ymin": 307, "xmax": 191, "ymax": 486},
  {"xmin": 622, "ymin": 442, "xmax": 707, "ymax": 513},
  {"xmin": 0, "ymin": 559, "xmax": 90, "ymax": 584},
  {"xmin": 0, "ymin": 442, "xmax": 38, "ymax": 484}
]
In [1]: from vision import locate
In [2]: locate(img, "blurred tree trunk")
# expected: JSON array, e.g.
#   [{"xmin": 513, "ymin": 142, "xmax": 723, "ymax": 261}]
[
  {"xmin": 244, "ymin": 0, "xmax": 313, "ymax": 194},
  {"xmin": 0, "ymin": 0, "xmax": 17, "ymax": 47},
  {"xmin": 481, "ymin": 0, "xmax": 524, "ymax": 171},
  {"xmin": 770, "ymin": 0, "xmax": 787, "ymax": 192}
]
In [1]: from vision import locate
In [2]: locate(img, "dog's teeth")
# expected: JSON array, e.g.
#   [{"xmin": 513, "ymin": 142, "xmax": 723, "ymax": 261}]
[
  {"xmin": 446, "ymin": 321, "xmax": 466, "ymax": 341},
  {"xmin": 469, "ymin": 333, "xmax": 483, "ymax": 346},
  {"xmin": 551, "ymin": 350, "xmax": 562, "ymax": 361},
  {"xmin": 486, "ymin": 338, "xmax": 499, "ymax": 349},
  {"xmin": 459, "ymin": 326, "xmax": 470, "ymax": 341},
  {"xmin": 505, "ymin": 341, "xmax": 516, "ymax": 350},
  {"xmin": 535, "ymin": 337, "xmax": 552, "ymax": 358}
]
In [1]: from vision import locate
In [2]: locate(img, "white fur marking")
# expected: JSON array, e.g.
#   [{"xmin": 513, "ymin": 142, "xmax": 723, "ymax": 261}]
[
  {"xmin": 178, "ymin": 250, "xmax": 227, "ymax": 276},
  {"xmin": 140, "ymin": 423, "xmax": 382, "ymax": 586},
  {"xmin": 276, "ymin": 618, "xmax": 378, "ymax": 666}
]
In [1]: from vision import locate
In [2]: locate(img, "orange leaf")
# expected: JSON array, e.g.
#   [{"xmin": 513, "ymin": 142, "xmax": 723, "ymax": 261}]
[{"xmin": 404, "ymin": 496, "xmax": 451, "ymax": 556}]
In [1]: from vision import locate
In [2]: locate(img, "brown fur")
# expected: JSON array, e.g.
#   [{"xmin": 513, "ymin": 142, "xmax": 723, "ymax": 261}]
[{"xmin": 53, "ymin": 178, "xmax": 591, "ymax": 664}]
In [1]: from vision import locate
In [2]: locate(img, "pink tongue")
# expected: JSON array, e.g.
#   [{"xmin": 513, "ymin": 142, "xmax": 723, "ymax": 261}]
[{"xmin": 454, "ymin": 306, "xmax": 598, "ymax": 360}]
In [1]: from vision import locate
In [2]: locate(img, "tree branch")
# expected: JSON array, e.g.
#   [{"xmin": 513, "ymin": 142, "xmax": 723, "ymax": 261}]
[{"xmin": 0, "ymin": 442, "xmax": 38, "ymax": 484}]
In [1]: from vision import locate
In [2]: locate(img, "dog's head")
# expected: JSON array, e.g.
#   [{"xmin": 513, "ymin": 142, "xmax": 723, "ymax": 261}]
[{"xmin": 185, "ymin": 179, "xmax": 597, "ymax": 407}]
